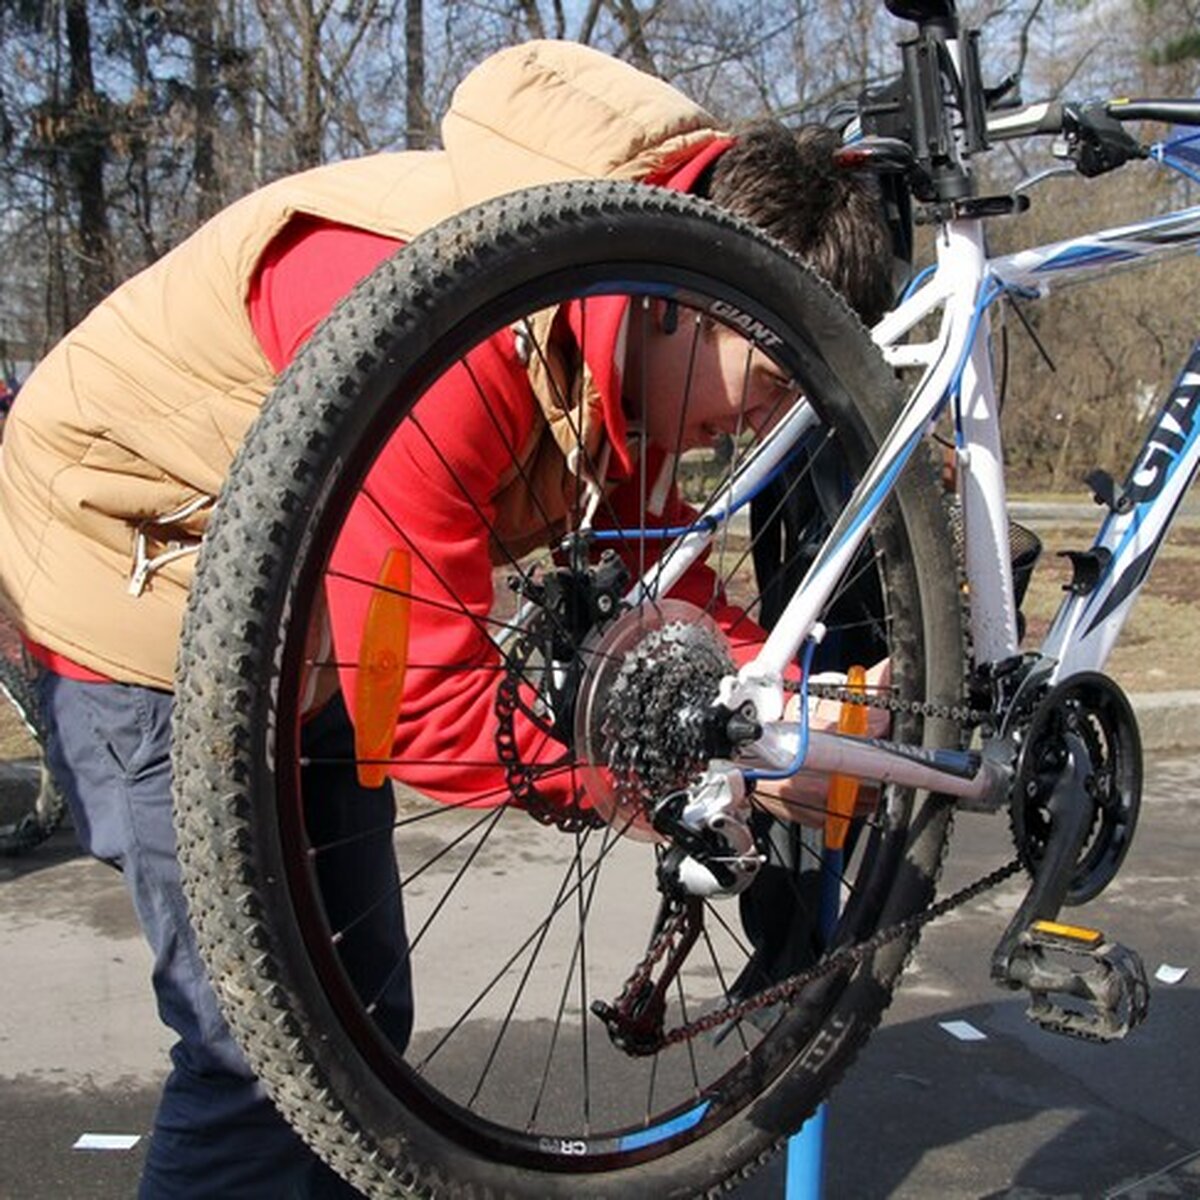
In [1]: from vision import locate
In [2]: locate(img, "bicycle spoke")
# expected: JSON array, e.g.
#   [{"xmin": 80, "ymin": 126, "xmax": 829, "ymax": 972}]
[{"xmin": 414, "ymin": 811, "xmax": 638, "ymax": 1073}]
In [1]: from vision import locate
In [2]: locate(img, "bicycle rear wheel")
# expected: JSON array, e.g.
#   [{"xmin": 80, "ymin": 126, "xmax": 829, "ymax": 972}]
[{"xmin": 174, "ymin": 181, "xmax": 963, "ymax": 1197}]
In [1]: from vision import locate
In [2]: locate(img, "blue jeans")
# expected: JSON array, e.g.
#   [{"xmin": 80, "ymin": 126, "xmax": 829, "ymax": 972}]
[{"xmin": 40, "ymin": 674, "xmax": 411, "ymax": 1199}]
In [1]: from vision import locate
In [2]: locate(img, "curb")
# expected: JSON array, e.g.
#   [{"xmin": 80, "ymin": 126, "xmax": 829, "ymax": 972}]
[{"xmin": 1129, "ymin": 690, "xmax": 1200, "ymax": 753}]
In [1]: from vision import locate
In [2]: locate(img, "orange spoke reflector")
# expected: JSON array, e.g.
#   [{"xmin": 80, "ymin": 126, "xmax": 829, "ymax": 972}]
[
  {"xmin": 353, "ymin": 547, "xmax": 412, "ymax": 788},
  {"xmin": 824, "ymin": 664, "xmax": 869, "ymax": 852}
]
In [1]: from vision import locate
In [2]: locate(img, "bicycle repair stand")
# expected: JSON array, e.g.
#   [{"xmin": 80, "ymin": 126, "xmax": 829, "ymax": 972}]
[
  {"xmin": 781, "ymin": 818, "xmax": 841, "ymax": 1198},
  {"xmin": 780, "ymin": 678, "xmax": 873, "ymax": 1198},
  {"xmin": 785, "ymin": 1107, "xmax": 827, "ymax": 1196}
]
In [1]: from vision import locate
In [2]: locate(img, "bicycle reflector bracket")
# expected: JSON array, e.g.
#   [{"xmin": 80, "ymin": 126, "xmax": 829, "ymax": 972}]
[
  {"xmin": 353, "ymin": 547, "xmax": 412, "ymax": 788},
  {"xmin": 824, "ymin": 664, "xmax": 870, "ymax": 853}
]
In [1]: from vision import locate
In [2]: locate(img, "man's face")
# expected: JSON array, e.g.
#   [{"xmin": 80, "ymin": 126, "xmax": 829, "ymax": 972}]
[{"xmin": 625, "ymin": 305, "xmax": 799, "ymax": 453}]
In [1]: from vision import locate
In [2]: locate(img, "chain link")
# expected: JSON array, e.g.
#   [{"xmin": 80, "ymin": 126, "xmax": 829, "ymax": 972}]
[
  {"xmin": 598, "ymin": 858, "xmax": 1023, "ymax": 1052},
  {"xmin": 801, "ymin": 678, "xmax": 988, "ymax": 727}
]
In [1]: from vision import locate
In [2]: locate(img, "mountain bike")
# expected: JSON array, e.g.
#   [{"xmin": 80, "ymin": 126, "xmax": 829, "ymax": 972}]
[
  {"xmin": 0, "ymin": 624, "xmax": 65, "ymax": 856},
  {"xmin": 171, "ymin": 0, "xmax": 1200, "ymax": 1194}
]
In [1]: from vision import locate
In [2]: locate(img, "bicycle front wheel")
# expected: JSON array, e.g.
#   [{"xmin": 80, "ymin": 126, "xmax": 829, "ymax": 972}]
[{"xmin": 174, "ymin": 181, "xmax": 963, "ymax": 1197}]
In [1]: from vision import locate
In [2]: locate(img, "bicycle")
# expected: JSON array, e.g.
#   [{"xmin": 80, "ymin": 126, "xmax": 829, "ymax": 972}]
[
  {"xmin": 0, "ymin": 623, "xmax": 65, "ymax": 856},
  {"xmin": 170, "ymin": 1, "xmax": 1200, "ymax": 1194}
]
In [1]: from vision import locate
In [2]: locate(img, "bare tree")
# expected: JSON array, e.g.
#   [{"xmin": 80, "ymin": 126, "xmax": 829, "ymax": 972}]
[
  {"xmin": 254, "ymin": 0, "xmax": 387, "ymax": 169},
  {"xmin": 61, "ymin": 0, "xmax": 114, "ymax": 312},
  {"xmin": 406, "ymin": 0, "xmax": 432, "ymax": 149},
  {"xmin": 188, "ymin": 0, "xmax": 222, "ymax": 221}
]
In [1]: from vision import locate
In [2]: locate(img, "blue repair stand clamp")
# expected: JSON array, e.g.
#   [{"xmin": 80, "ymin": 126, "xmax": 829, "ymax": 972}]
[{"xmin": 781, "ymin": 898, "xmax": 835, "ymax": 1194}]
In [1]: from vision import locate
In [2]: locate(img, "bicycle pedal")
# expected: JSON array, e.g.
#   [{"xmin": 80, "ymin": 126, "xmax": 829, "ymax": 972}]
[{"xmin": 1003, "ymin": 919, "xmax": 1150, "ymax": 1042}]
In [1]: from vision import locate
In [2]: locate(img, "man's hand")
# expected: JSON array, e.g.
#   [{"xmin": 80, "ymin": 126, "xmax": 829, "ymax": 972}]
[{"xmin": 753, "ymin": 659, "xmax": 891, "ymax": 828}]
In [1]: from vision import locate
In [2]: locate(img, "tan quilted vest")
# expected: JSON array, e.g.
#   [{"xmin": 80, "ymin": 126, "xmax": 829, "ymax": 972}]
[{"xmin": 0, "ymin": 41, "xmax": 720, "ymax": 687}]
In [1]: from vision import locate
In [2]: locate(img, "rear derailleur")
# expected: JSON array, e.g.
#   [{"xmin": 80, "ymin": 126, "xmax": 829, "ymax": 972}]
[{"xmin": 591, "ymin": 765, "xmax": 767, "ymax": 1055}]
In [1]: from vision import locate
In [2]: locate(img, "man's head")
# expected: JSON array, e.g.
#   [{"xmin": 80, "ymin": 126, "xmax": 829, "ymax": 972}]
[
  {"xmin": 703, "ymin": 122, "xmax": 893, "ymax": 327},
  {"xmin": 623, "ymin": 123, "xmax": 894, "ymax": 454},
  {"xmin": 624, "ymin": 306, "xmax": 799, "ymax": 452}
]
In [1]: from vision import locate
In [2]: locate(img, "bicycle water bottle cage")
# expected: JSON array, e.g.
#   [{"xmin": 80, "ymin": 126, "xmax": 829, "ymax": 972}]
[
  {"xmin": 1059, "ymin": 547, "xmax": 1112, "ymax": 596},
  {"xmin": 1084, "ymin": 467, "xmax": 1134, "ymax": 516}
]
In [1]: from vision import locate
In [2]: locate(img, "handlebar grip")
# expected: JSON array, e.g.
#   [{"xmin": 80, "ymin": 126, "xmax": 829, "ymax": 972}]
[
  {"xmin": 987, "ymin": 100, "xmax": 1065, "ymax": 140},
  {"xmin": 1107, "ymin": 98, "xmax": 1200, "ymax": 126}
]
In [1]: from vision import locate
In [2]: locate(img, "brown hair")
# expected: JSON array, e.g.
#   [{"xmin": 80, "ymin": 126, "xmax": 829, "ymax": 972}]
[{"xmin": 704, "ymin": 122, "xmax": 893, "ymax": 326}]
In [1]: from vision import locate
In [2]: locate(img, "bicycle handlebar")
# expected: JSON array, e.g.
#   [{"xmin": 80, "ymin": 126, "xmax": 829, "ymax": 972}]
[
  {"xmin": 988, "ymin": 97, "xmax": 1200, "ymax": 142},
  {"xmin": 1106, "ymin": 98, "xmax": 1200, "ymax": 126},
  {"xmin": 986, "ymin": 101, "xmax": 1065, "ymax": 140}
]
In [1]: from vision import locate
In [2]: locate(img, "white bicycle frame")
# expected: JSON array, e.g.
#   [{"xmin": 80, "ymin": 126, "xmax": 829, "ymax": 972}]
[{"xmin": 632, "ymin": 171, "xmax": 1200, "ymax": 808}]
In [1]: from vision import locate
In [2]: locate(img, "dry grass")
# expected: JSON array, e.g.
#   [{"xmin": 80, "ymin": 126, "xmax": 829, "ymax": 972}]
[{"xmin": 0, "ymin": 704, "xmax": 35, "ymax": 759}]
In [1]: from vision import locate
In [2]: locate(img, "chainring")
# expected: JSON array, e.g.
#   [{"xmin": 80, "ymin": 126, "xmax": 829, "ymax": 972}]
[{"xmin": 1010, "ymin": 671, "xmax": 1143, "ymax": 906}]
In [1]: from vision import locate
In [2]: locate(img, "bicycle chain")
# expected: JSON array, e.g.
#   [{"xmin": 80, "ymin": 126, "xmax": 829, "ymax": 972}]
[
  {"xmin": 801, "ymin": 679, "xmax": 988, "ymax": 728},
  {"xmin": 498, "ymin": 630, "xmax": 1019, "ymax": 1047},
  {"xmin": 597, "ymin": 857, "xmax": 1023, "ymax": 1052}
]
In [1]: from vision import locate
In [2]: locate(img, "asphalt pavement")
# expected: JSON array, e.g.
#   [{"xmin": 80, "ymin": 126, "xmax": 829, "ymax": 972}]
[
  {"xmin": 736, "ymin": 749, "xmax": 1200, "ymax": 1199},
  {"xmin": 2, "ymin": 749, "xmax": 1198, "ymax": 1199}
]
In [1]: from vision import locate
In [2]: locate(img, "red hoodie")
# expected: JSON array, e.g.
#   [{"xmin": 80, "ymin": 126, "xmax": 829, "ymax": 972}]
[{"xmin": 249, "ymin": 141, "xmax": 765, "ymax": 809}]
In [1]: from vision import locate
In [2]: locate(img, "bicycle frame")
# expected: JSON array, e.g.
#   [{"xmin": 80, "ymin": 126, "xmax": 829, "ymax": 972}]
[
  {"xmin": 989, "ymin": 209, "xmax": 1200, "ymax": 680},
  {"xmin": 625, "ymin": 181, "xmax": 1200, "ymax": 808}
]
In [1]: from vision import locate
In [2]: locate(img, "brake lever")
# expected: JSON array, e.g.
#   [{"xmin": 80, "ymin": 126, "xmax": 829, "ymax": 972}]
[{"xmin": 1055, "ymin": 100, "xmax": 1148, "ymax": 177}]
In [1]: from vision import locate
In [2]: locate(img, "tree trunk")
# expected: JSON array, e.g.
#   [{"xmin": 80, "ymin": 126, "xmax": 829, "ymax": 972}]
[
  {"xmin": 297, "ymin": 0, "xmax": 323, "ymax": 167},
  {"xmin": 405, "ymin": 0, "xmax": 431, "ymax": 150},
  {"xmin": 191, "ymin": 0, "xmax": 221, "ymax": 222},
  {"xmin": 64, "ymin": 0, "xmax": 113, "ymax": 311}
]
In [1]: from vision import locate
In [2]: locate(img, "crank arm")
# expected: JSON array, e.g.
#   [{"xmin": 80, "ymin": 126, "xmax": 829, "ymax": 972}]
[
  {"xmin": 991, "ymin": 729, "xmax": 1097, "ymax": 979},
  {"xmin": 991, "ymin": 731, "xmax": 1149, "ymax": 1041}
]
